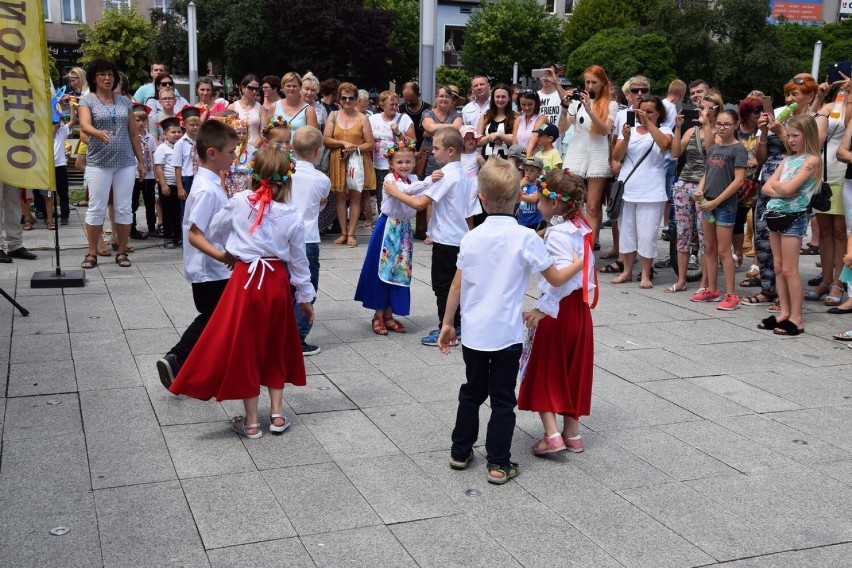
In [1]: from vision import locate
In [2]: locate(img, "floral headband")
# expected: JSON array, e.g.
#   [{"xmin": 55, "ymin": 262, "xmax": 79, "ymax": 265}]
[
  {"xmin": 226, "ymin": 116, "xmax": 249, "ymax": 129},
  {"xmin": 383, "ymin": 139, "xmax": 416, "ymax": 160},
  {"xmin": 536, "ymin": 169, "xmax": 581, "ymax": 205},
  {"xmin": 263, "ymin": 115, "xmax": 291, "ymax": 134},
  {"xmin": 247, "ymin": 152, "xmax": 296, "ymax": 186}
]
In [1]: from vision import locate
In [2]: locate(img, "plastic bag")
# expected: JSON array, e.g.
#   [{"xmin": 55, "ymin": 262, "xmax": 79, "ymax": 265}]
[{"xmin": 346, "ymin": 148, "xmax": 365, "ymax": 191}]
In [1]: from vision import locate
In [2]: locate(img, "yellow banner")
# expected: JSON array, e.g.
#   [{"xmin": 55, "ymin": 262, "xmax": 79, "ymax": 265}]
[{"xmin": 0, "ymin": 0, "xmax": 55, "ymax": 190}]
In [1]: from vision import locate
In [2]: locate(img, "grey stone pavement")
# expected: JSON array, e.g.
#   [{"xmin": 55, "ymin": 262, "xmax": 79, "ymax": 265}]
[{"xmin": 2, "ymin": 209, "xmax": 852, "ymax": 568}]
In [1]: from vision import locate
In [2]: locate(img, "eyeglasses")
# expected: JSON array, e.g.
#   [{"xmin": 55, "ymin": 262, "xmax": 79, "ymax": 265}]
[
  {"xmin": 630, "ymin": 87, "xmax": 650, "ymax": 94},
  {"xmin": 159, "ymin": 81, "xmax": 173, "ymax": 87},
  {"xmin": 788, "ymin": 77, "xmax": 806, "ymax": 85},
  {"xmin": 159, "ymin": 97, "xmax": 175, "ymax": 102},
  {"xmin": 261, "ymin": 85, "xmax": 273, "ymax": 90},
  {"xmin": 340, "ymin": 95, "xmax": 356, "ymax": 101},
  {"xmin": 714, "ymin": 122, "xmax": 736, "ymax": 129}
]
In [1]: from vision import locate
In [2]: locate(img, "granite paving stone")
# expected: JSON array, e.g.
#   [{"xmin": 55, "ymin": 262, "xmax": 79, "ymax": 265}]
[
  {"xmin": 363, "ymin": 402, "xmax": 452, "ymax": 453},
  {"xmin": 2, "ymin": 392, "xmax": 82, "ymax": 440},
  {"xmin": 300, "ymin": 409, "xmax": 400, "ymax": 462},
  {"xmin": 641, "ymin": 378, "xmax": 754, "ymax": 419},
  {"xmin": 0, "ymin": 434, "xmax": 90, "ymax": 495},
  {"xmin": 207, "ymin": 538, "xmax": 316, "ymax": 568},
  {"xmin": 162, "ymin": 422, "xmax": 256, "ymax": 478},
  {"xmin": 6, "ymin": 359, "xmax": 78, "ymax": 397},
  {"xmin": 71, "ymin": 330, "xmax": 141, "ymax": 391},
  {"xmin": 686, "ymin": 375, "xmax": 802, "ymax": 413},
  {"xmin": 300, "ymin": 525, "xmax": 418, "ymax": 568}
]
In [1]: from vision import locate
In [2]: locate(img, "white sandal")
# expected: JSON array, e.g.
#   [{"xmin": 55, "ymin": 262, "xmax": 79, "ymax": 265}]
[
  {"xmin": 231, "ymin": 416, "xmax": 263, "ymax": 439},
  {"xmin": 269, "ymin": 413, "xmax": 290, "ymax": 435}
]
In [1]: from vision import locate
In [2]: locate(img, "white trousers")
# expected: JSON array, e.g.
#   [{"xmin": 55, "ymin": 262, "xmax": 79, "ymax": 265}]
[
  {"xmin": 618, "ymin": 200, "xmax": 666, "ymax": 259},
  {"xmin": 85, "ymin": 165, "xmax": 136, "ymax": 226}
]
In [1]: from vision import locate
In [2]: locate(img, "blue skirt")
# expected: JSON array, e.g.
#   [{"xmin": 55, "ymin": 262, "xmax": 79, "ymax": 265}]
[{"xmin": 354, "ymin": 214, "xmax": 411, "ymax": 315}]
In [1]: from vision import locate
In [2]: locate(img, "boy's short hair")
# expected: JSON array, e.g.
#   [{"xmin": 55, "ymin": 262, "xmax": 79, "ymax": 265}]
[
  {"xmin": 292, "ymin": 125, "xmax": 323, "ymax": 158},
  {"xmin": 183, "ymin": 116, "xmax": 202, "ymax": 127},
  {"xmin": 133, "ymin": 109, "xmax": 149, "ymax": 121},
  {"xmin": 197, "ymin": 120, "xmax": 238, "ymax": 160},
  {"xmin": 434, "ymin": 127, "xmax": 463, "ymax": 155},
  {"xmin": 478, "ymin": 157, "xmax": 520, "ymax": 209}
]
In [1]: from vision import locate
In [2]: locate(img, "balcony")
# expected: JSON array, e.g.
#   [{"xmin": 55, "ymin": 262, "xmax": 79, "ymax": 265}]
[{"xmin": 443, "ymin": 50, "xmax": 463, "ymax": 68}]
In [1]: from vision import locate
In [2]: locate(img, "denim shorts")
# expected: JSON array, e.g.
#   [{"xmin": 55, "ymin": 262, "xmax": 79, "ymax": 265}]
[
  {"xmin": 713, "ymin": 202, "xmax": 738, "ymax": 227},
  {"xmin": 779, "ymin": 211, "xmax": 808, "ymax": 238}
]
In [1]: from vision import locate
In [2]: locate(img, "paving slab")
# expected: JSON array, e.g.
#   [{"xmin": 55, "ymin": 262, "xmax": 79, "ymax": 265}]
[
  {"xmin": 716, "ymin": 543, "xmax": 852, "ymax": 567},
  {"xmin": 0, "ymin": 434, "xmax": 90, "ymax": 496},
  {"xmin": 300, "ymin": 525, "xmax": 417, "ymax": 568},
  {"xmin": 6, "ymin": 359, "xmax": 78, "ymax": 397},
  {"xmin": 207, "ymin": 538, "xmax": 316, "ymax": 568},
  {"xmin": 687, "ymin": 375, "xmax": 802, "ymax": 413},
  {"xmin": 162, "ymin": 422, "xmax": 256, "ymax": 479},
  {"xmin": 2, "ymin": 392, "xmax": 82, "ymax": 440},
  {"xmin": 641, "ymin": 378, "xmax": 754, "ymax": 419},
  {"xmin": 300, "ymin": 409, "xmax": 400, "ymax": 462}
]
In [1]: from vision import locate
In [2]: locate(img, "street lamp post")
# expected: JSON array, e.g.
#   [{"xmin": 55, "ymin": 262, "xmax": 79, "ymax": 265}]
[
  {"xmin": 188, "ymin": 2, "xmax": 198, "ymax": 105},
  {"xmin": 419, "ymin": 0, "xmax": 437, "ymax": 106}
]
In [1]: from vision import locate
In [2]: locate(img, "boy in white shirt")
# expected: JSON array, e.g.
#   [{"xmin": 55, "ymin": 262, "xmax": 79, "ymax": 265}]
[
  {"xmin": 131, "ymin": 103, "xmax": 158, "ymax": 239},
  {"xmin": 436, "ymin": 157, "xmax": 579, "ymax": 485},
  {"xmin": 157, "ymin": 120, "xmax": 238, "ymax": 389},
  {"xmin": 153, "ymin": 117, "xmax": 183, "ymax": 247},
  {"xmin": 383, "ymin": 127, "xmax": 470, "ymax": 346},
  {"xmin": 173, "ymin": 107, "xmax": 201, "ymax": 201},
  {"xmin": 290, "ymin": 126, "xmax": 331, "ymax": 356}
]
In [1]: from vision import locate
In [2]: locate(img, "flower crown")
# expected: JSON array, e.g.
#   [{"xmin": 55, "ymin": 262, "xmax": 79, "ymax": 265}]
[
  {"xmin": 536, "ymin": 169, "xmax": 581, "ymax": 205},
  {"xmin": 226, "ymin": 116, "xmax": 249, "ymax": 129},
  {"xmin": 263, "ymin": 115, "xmax": 291, "ymax": 135},
  {"xmin": 247, "ymin": 151, "xmax": 296, "ymax": 186},
  {"xmin": 383, "ymin": 139, "xmax": 416, "ymax": 160}
]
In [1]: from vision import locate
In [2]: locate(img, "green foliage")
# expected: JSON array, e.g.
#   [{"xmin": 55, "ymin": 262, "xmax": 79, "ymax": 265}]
[
  {"xmin": 45, "ymin": 47, "xmax": 59, "ymax": 84},
  {"xmin": 365, "ymin": 0, "xmax": 419, "ymax": 86},
  {"xmin": 461, "ymin": 0, "xmax": 561, "ymax": 84},
  {"xmin": 562, "ymin": 0, "xmax": 660, "ymax": 55},
  {"xmin": 646, "ymin": 0, "xmax": 716, "ymax": 85},
  {"xmin": 566, "ymin": 29, "xmax": 676, "ymax": 91},
  {"xmin": 79, "ymin": 5, "xmax": 155, "ymax": 90},
  {"xmin": 435, "ymin": 66, "xmax": 471, "ymax": 94},
  {"xmin": 149, "ymin": 7, "xmax": 188, "ymax": 75}
]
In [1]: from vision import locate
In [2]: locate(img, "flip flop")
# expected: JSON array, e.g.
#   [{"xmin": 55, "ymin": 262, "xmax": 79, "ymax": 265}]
[
  {"xmin": 832, "ymin": 330, "xmax": 852, "ymax": 341},
  {"xmin": 757, "ymin": 315, "xmax": 778, "ymax": 330},
  {"xmin": 664, "ymin": 283, "xmax": 688, "ymax": 293},
  {"xmin": 773, "ymin": 320, "xmax": 803, "ymax": 336},
  {"xmin": 827, "ymin": 307, "xmax": 852, "ymax": 314},
  {"xmin": 742, "ymin": 293, "xmax": 776, "ymax": 306}
]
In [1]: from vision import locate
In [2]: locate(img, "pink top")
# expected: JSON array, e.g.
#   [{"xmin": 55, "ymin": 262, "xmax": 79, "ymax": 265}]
[{"xmin": 517, "ymin": 113, "xmax": 542, "ymax": 148}]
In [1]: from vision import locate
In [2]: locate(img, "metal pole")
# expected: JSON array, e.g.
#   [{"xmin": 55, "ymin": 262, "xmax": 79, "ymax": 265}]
[
  {"xmin": 419, "ymin": 0, "xmax": 437, "ymax": 105},
  {"xmin": 188, "ymin": 2, "xmax": 198, "ymax": 105},
  {"xmin": 811, "ymin": 40, "xmax": 823, "ymax": 79},
  {"xmin": 513, "ymin": 62, "xmax": 518, "ymax": 85}
]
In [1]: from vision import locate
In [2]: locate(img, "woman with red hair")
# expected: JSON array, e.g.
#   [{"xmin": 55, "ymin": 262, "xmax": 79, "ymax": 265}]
[{"xmin": 563, "ymin": 65, "xmax": 618, "ymax": 245}]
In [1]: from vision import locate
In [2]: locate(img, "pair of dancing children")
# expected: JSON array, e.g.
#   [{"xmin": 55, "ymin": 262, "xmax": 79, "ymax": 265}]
[{"xmin": 355, "ymin": 133, "xmax": 596, "ymax": 484}]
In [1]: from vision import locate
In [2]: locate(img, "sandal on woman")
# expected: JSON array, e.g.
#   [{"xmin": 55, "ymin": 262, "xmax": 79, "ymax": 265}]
[
  {"xmin": 800, "ymin": 243, "xmax": 820, "ymax": 255},
  {"xmin": 269, "ymin": 413, "xmax": 290, "ymax": 435},
  {"xmin": 231, "ymin": 416, "xmax": 263, "ymax": 439},
  {"xmin": 371, "ymin": 315, "xmax": 388, "ymax": 335},
  {"xmin": 742, "ymin": 292, "xmax": 776, "ymax": 306},
  {"xmin": 486, "ymin": 462, "xmax": 519, "ymax": 485},
  {"xmin": 115, "ymin": 253, "xmax": 131, "ymax": 268},
  {"xmin": 832, "ymin": 330, "xmax": 852, "ymax": 341},
  {"xmin": 599, "ymin": 260, "xmax": 624, "ymax": 274},
  {"xmin": 333, "ymin": 234, "xmax": 347, "ymax": 246},
  {"xmin": 767, "ymin": 300, "xmax": 781, "ymax": 313},
  {"xmin": 746, "ymin": 264, "xmax": 759, "ymax": 278},
  {"xmin": 112, "ymin": 242, "xmax": 135, "ymax": 253},
  {"xmin": 757, "ymin": 315, "xmax": 778, "ymax": 330},
  {"xmin": 383, "ymin": 318, "xmax": 406, "ymax": 333},
  {"xmin": 81, "ymin": 254, "xmax": 98, "ymax": 269},
  {"xmin": 740, "ymin": 276, "xmax": 760, "ymax": 288},
  {"xmin": 663, "ymin": 283, "xmax": 688, "ymax": 293},
  {"xmin": 804, "ymin": 282, "xmax": 830, "ymax": 301},
  {"xmin": 773, "ymin": 319, "xmax": 803, "ymax": 336},
  {"xmin": 824, "ymin": 285, "xmax": 844, "ymax": 307},
  {"xmin": 47, "ymin": 221, "xmax": 56, "ymax": 230},
  {"xmin": 347, "ymin": 235, "xmax": 357, "ymax": 248},
  {"xmin": 22, "ymin": 221, "xmax": 33, "ymax": 231},
  {"xmin": 610, "ymin": 274, "xmax": 633, "ymax": 284}
]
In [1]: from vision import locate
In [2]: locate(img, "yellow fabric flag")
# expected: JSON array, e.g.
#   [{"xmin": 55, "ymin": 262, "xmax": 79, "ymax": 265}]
[{"xmin": 0, "ymin": 0, "xmax": 55, "ymax": 190}]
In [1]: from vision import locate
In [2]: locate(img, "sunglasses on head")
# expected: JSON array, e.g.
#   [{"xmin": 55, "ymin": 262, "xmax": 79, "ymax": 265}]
[
  {"xmin": 520, "ymin": 89, "xmax": 536, "ymax": 95},
  {"xmin": 630, "ymin": 87, "xmax": 650, "ymax": 94},
  {"xmin": 788, "ymin": 77, "xmax": 806, "ymax": 85},
  {"xmin": 340, "ymin": 95, "xmax": 356, "ymax": 101}
]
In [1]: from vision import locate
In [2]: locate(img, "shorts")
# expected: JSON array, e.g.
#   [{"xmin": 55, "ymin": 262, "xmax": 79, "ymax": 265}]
[
  {"xmin": 779, "ymin": 211, "xmax": 808, "ymax": 238},
  {"xmin": 713, "ymin": 202, "xmax": 738, "ymax": 227}
]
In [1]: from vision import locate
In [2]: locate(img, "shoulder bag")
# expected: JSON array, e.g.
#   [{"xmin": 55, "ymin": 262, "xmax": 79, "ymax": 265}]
[
  {"xmin": 606, "ymin": 141, "xmax": 654, "ymax": 220},
  {"xmin": 810, "ymin": 135, "xmax": 833, "ymax": 211}
]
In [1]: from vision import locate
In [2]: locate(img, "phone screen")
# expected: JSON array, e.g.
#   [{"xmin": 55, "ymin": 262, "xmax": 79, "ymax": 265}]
[
  {"xmin": 762, "ymin": 96, "xmax": 773, "ymax": 114},
  {"xmin": 531, "ymin": 69, "xmax": 547, "ymax": 79},
  {"xmin": 626, "ymin": 110, "xmax": 635, "ymax": 127},
  {"xmin": 828, "ymin": 61, "xmax": 852, "ymax": 84},
  {"xmin": 682, "ymin": 108, "xmax": 700, "ymax": 129}
]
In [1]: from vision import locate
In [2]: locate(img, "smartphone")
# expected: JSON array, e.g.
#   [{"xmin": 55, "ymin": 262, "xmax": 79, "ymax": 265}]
[
  {"xmin": 588, "ymin": 90, "xmax": 596, "ymax": 100},
  {"xmin": 762, "ymin": 95, "xmax": 773, "ymax": 114},
  {"xmin": 531, "ymin": 69, "xmax": 547, "ymax": 79},
  {"xmin": 682, "ymin": 108, "xmax": 700, "ymax": 129},
  {"xmin": 828, "ymin": 61, "xmax": 852, "ymax": 84},
  {"xmin": 626, "ymin": 110, "xmax": 636, "ymax": 127}
]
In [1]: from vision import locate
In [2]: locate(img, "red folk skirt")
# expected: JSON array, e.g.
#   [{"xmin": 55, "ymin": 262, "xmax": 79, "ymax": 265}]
[
  {"xmin": 517, "ymin": 289, "xmax": 594, "ymax": 419},
  {"xmin": 169, "ymin": 259, "xmax": 306, "ymax": 402}
]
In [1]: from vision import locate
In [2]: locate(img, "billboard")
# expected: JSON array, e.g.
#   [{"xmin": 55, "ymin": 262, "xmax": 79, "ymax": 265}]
[{"xmin": 771, "ymin": 0, "xmax": 823, "ymax": 22}]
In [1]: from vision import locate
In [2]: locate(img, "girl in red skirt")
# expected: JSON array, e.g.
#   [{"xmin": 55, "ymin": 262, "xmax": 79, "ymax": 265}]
[
  {"xmin": 169, "ymin": 147, "xmax": 315, "ymax": 439},
  {"xmin": 519, "ymin": 169, "xmax": 597, "ymax": 455}
]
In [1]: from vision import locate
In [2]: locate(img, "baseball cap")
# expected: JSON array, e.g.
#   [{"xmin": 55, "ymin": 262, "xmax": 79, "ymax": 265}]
[
  {"xmin": 523, "ymin": 156, "xmax": 544, "ymax": 170},
  {"xmin": 537, "ymin": 122, "xmax": 560, "ymax": 140},
  {"xmin": 507, "ymin": 144, "xmax": 526, "ymax": 158}
]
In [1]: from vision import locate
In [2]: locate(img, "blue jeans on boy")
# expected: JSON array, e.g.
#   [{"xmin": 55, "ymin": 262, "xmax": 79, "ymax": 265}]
[{"xmin": 294, "ymin": 242, "xmax": 320, "ymax": 343}]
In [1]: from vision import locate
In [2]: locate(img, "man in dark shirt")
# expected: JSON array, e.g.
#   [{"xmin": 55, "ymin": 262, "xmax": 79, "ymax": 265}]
[{"xmin": 399, "ymin": 82, "xmax": 432, "ymax": 151}]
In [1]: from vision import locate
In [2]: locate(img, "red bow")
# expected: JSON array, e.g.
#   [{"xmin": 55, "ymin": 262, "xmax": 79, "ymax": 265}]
[
  {"xmin": 393, "ymin": 172, "xmax": 410, "ymax": 184},
  {"xmin": 247, "ymin": 180, "xmax": 273, "ymax": 233}
]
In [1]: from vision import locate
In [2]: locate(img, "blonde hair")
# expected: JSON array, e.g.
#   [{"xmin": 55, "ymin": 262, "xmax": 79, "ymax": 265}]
[
  {"xmin": 280, "ymin": 72, "xmax": 302, "ymax": 88},
  {"xmin": 378, "ymin": 90, "xmax": 398, "ymax": 107},
  {"xmin": 132, "ymin": 109, "xmax": 149, "ymax": 121},
  {"xmin": 251, "ymin": 147, "xmax": 294, "ymax": 203},
  {"xmin": 478, "ymin": 157, "xmax": 520, "ymax": 209},
  {"xmin": 543, "ymin": 169, "xmax": 586, "ymax": 220},
  {"xmin": 785, "ymin": 114, "xmax": 822, "ymax": 176},
  {"xmin": 433, "ymin": 127, "xmax": 463, "ymax": 155},
  {"xmin": 302, "ymin": 72, "xmax": 319, "ymax": 92},
  {"xmin": 292, "ymin": 125, "xmax": 323, "ymax": 158},
  {"xmin": 66, "ymin": 67, "xmax": 87, "ymax": 92}
]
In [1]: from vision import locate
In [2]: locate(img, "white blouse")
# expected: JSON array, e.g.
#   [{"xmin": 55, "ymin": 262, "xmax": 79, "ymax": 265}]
[
  {"xmin": 380, "ymin": 173, "xmax": 431, "ymax": 219},
  {"xmin": 535, "ymin": 218, "xmax": 596, "ymax": 317}
]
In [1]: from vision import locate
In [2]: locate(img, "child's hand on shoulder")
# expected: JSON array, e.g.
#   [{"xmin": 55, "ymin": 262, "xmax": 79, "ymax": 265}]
[
  {"xmin": 523, "ymin": 309, "xmax": 546, "ymax": 330},
  {"xmin": 298, "ymin": 303, "xmax": 314, "ymax": 325},
  {"xmin": 383, "ymin": 180, "xmax": 400, "ymax": 196},
  {"xmin": 431, "ymin": 169, "xmax": 444, "ymax": 182},
  {"xmin": 437, "ymin": 323, "xmax": 457, "ymax": 354}
]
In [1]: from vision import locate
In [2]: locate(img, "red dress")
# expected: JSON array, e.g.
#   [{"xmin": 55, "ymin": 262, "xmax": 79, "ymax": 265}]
[
  {"xmin": 169, "ymin": 259, "xmax": 306, "ymax": 401},
  {"xmin": 517, "ymin": 289, "xmax": 594, "ymax": 418}
]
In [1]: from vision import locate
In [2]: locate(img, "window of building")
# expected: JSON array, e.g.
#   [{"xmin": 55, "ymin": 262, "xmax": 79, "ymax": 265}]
[
  {"xmin": 565, "ymin": 0, "xmax": 575, "ymax": 14},
  {"xmin": 545, "ymin": 0, "xmax": 556, "ymax": 13},
  {"xmin": 103, "ymin": 0, "xmax": 131, "ymax": 10},
  {"xmin": 153, "ymin": 0, "xmax": 172, "ymax": 9},
  {"xmin": 61, "ymin": 0, "xmax": 84, "ymax": 22},
  {"xmin": 44, "ymin": 0, "xmax": 51, "ymax": 21}
]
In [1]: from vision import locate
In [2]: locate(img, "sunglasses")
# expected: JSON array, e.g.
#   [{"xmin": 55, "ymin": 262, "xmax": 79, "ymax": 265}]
[
  {"xmin": 788, "ymin": 77, "xmax": 806, "ymax": 85},
  {"xmin": 520, "ymin": 89, "xmax": 536, "ymax": 96},
  {"xmin": 630, "ymin": 87, "xmax": 650, "ymax": 94},
  {"xmin": 340, "ymin": 95, "xmax": 356, "ymax": 101},
  {"xmin": 245, "ymin": 85, "xmax": 260, "ymax": 92},
  {"xmin": 160, "ymin": 82, "xmax": 174, "ymax": 88}
]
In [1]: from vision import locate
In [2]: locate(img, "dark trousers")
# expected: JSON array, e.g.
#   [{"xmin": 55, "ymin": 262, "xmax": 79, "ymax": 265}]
[
  {"xmin": 170, "ymin": 279, "xmax": 229, "ymax": 363},
  {"xmin": 451, "ymin": 344, "xmax": 522, "ymax": 467},
  {"xmin": 179, "ymin": 175, "xmax": 194, "ymax": 217},
  {"xmin": 133, "ymin": 178, "xmax": 157, "ymax": 232},
  {"xmin": 431, "ymin": 242, "xmax": 461, "ymax": 328},
  {"xmin": 160, "ymin": 184, "xmax": 182, "ymax": 242},
  {"xmin": 293, "ymin": 242, "xmax": 320, "ymax": 342},
  {"xmin": 55, "ymin": 166, "xmax": 70, "ymax": 219}
]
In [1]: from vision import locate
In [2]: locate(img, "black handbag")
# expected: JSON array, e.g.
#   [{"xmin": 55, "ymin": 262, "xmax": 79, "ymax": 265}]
[
  {"xmin": 607, "ymin": 142, "xmax": 654, "ymax": 220},
  {"xmin": 810, "ymin": 139, "xmax": 832, "ymax": 211}
]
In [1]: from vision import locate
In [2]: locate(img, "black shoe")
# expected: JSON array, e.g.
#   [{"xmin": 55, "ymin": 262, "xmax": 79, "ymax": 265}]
[
  {"xmin": 807, "ymin": 275, "xmax": 823, "ymax": 287},
  {"xmin": 593, "ymin": 241, "xmax": 601, "ymax": 251},
  {"xmin": 653, "ymin": 256, "xmax": 672, "ymax": 269},
  {"xmin": 156, "ymin": 353, "xmax": 180, "ymax": 389},
  {"xmin": 130, "ymin": 230, "xmax": 149, "ymax": 240},
  {"xmin": 0, "ymin": 250, "xmax": 11, "ymax": 263},
  {"xmin": 602, "ymin": 218, "xmax": 612, "ymax": 228},
  {"xmin": 8, "ymin": 247, "xmax": 36, "ymax": 260},
  {"xmin": 148, "ymin": 229, "xmax": 163, "ymax": 238},
  {"xmin": 35, "ymin": 211, "xmax": 45, "ymax": 220},
  {"xmin": 302, "ymin": 343, "xmax": 322, "ymax": 356},
  {"xmin": 660, "ymin": 229, "xmax": 672, "ymax": 242},
  {"xmin": 60, "ymin": 217, "xmax": 69, "ymax": 225}
]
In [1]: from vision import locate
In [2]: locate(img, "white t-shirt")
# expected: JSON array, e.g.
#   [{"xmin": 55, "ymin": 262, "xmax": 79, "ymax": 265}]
[
  {"xmin": 154, "ymin": 142, "xmax": 177, "ymax": 185},
  {"xmin": 424, "ymin": 161, "xmax": 470, "ymax": 246},
  {"xmin": 53, "ymin": 124, "xmax": 69, "ymax": 167},
  {"xmin": 535, "ymin": 218, "xmax": 596, "ymax": 318},
  {"xmin": 462, "ymin": 99, "xmax": 490, "ymax": 128},
  {"xmin": 171, "ymin": 134, "xmax": 196, "ymax": 175},
  {"xmin": 459, "ymin": 151, "xmax": 482, "ymax": 217},
  {"xmin": 380, "ymin": 173, "xmax": 431, "ymax": 219},
  {"xmin": 661, "ymin": 98, "xmax": 678, "ymax": 160},
  {"xmin": 208, "ymin": 190, "xmax": 315, "ymax": 304},
  {"xmin": 181, "ymin": 168, "xmax": 232, "ymax": 284},
  {"xmin": 617, "ymin": 126, "xmax": 673, "ymax": 202},
  {"xmin": 369, "ymin": 113, "xmax": 414, "ymax": 170},
  {"xmin": 537, "ymin": 89, "xmax": 563, "ymax": 152},
  {"xmin": 457, "ymin": 215, "xmax": 553, "ymax": 351},
  {"xmin": 290, "ymin": 160, "xmax": 331, "ymax": 244}
]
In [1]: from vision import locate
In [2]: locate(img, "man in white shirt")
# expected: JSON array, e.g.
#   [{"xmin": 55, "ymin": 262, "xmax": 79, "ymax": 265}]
[
  {"xmin": 538, "ymin": 64, "xmax": 570, "ymax": 153},
  {"xmin": 462, "ymin": 75, "xmax": 490, "ymax": 127}
]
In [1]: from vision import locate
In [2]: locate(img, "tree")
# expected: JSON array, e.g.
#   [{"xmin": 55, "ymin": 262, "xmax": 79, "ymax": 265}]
[
  {"xmin": 264, "ymin": 0, "xmax": 396, "ymax": 88},
  {"xmin": 461, "ymin": 0, "xmax": 561, "ymax": 84},
  {"xmin": 562, "ymin": 0, "xmax": 659, "ymax": 55},
  {"xmin": 365, "ymin": 0, "xmax": 419, "ymax": 86},
  {"xmin": 149, "ymin": 7, "xmax": 188, "ymax": 76},
  {"xmin": 79, "ymin": 5, "xmax": 155, "ymax": 90},
  {"xmin": 436, "ymin": 66, "xmax": 471, "ymax": 94},
  {"xmin": 566, "ymin": 29, "xmax": 677, "ymax": 91},
  {"xmin": 646, "ymin": 0, "xmax": 717, "ymax": 85}
]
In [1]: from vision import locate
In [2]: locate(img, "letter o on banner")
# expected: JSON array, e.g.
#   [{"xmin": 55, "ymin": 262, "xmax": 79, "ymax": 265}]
[
  {"xmin": 8, "ymin": 146, "xmax": 36, "ymax": 168},
  {"xmin": 0, "ymin": 28, "xmax": 25, "ymax": 52}
]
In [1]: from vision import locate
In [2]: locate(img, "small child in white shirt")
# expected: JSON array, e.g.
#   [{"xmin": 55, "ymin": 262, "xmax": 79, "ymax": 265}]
[{"xmin": 459, "ymin": 125, "xmax": 485, "ymax": 226}]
